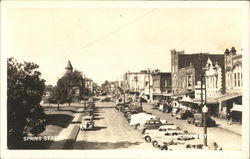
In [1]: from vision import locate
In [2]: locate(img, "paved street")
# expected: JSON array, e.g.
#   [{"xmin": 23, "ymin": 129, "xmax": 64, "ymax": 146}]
[
  {"xmin": 73, "ymin": 101, "xmax": 241, "ymax": 150},
  {"xmin": 73, "ymin": 102, "xmax": 155, "ymax": 150},
  {"xmin": 142, "ymin": 103, "xmax": 241, "ymax": 150}
]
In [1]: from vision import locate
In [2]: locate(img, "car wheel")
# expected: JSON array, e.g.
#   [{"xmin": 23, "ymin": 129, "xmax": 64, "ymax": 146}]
[
  {"xmin": 195, "ymin": 123, "xmax": 198, "ymax": 127},
  {"xmin": 187, "ymin": 121, "xmax": 190, "ymax": 124},
  {"xmin": 152, "ymin": 140, "xmax": 159, "ymax": 147},
  {"xmin": 145, "ymin": 136, "xmax": 151, "ymax": 143}
]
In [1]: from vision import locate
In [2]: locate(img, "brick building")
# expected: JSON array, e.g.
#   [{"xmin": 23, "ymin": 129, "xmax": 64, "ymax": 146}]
[
  {"xmin": 152, "ymin": 71, "xmax": 172, "ymax": 101},
  {"xmin": 171, "ymin": 49, "xmax": 225, "ymax": 98}
]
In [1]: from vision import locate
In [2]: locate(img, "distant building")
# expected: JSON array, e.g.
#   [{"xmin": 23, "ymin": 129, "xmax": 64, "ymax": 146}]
[
  {"xmin": 171, "ymin": 49, "xmax": 226, "ymax": 117},
  {"xmin": 219, "ymin": 47, "xmax": 242, "ymax": 123},
  {"xmin": 123, "ymin": 70, "xmax": 153, "ymax": 100},
  {"xmin": 85, "ymin": 78, "xmax": 93, "ymax": 94},
  {"xmin": 152, "ymin": 71, "xmax": 172, "ymax": 101},
  {"xmin": 224, "ymin": 47, "xmax": 242, "ymax": 94},
  {"xmin": 171, "ymin": 49, "xmax": 224, "ymax": 98}
]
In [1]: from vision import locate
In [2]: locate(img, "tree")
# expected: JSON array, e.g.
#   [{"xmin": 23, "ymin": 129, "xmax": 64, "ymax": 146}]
[
  {"xmin": 7, "ymin": 58, "xmax": 46, "ymax": 148},
  {"xmin": 55, "ymin": 70, "xmax": 84, "ymax": 107}
]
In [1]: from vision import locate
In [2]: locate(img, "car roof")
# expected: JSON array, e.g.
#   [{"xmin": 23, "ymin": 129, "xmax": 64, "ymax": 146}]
[{"xmin": 159, "ymin": 125, "xmax": 178, "ymax": 129}]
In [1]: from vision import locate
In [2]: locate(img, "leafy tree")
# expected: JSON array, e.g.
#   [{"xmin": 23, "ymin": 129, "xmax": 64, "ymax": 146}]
[
  {"xmin": 7, "ymin": 58, "xmax": 46, "ymax": 148},
  {"xmin": 55, "ymin": 70, "xmax": 84, "ymax": 107}
]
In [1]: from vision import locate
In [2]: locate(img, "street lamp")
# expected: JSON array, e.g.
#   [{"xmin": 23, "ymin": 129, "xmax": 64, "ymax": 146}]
[
  {"xmin": 199, "ymin": 53, "xmax": 208, "ymax": 148},
  {"xmin": 202, "ymin": 104, "xmax": 208, "ymax": 147}
]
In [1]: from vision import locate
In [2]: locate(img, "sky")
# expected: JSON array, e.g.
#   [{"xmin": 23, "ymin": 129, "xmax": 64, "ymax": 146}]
[{"xmin": 6, "ymin": 6, "xmax": 245, "ymax": 86}]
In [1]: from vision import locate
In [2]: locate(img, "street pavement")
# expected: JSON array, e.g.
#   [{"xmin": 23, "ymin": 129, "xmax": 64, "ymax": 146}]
[
  {"xmin": 73, "ymin": 101, "xmax": 241, "ymax": 150},
  {"xmin": 73, "ymin": 102, "xmax": 156, "ymax": 150},
  {"xmin": 142, "ymin": 103, "xmax": 241, "ymax": 150}
]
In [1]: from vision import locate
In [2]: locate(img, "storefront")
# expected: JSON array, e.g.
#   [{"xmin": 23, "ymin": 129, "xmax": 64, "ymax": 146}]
[{"xmin": 230, "ymin": 103, "xmax": 242, "ymax": 124}]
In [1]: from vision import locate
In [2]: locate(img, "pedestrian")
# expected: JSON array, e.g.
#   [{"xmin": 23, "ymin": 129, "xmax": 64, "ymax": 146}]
[{"xmin": 227, "ymin": 111, "xmax": 231, "ymax": 124}]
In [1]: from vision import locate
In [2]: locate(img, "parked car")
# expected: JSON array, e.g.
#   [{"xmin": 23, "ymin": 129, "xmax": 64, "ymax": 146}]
[
  {"xmin": 124, "ymin": 107, "xmax": 142, "ymax": 122},
  {"xmin": 80, "ymin": 116, "xmax": 94, "ymax": 130},
  {"xmin": 152, "ymin": 102, "xmax": 160, "ymax": 109},
  {"xmin": 139, "ymin": 119, "xmax": 164, "ymax": 134},
  {"xmin": 176, "ymin": 110, "xmax": 194, "ymax": 120},
  {"xmin": 188, "ymin": 113, "xmax": 216, "ymax": 127},
  {"xmin": 158, "ymin": 103, "xmax": 169, "ymax": 112},
  {"xmin": 171, "ymin": 107, "xmax": 180, "ymax": 117},
  {"xmin": 101, "ymin": 97, "xmax": 111, "ymax": 102},
  {"xmin": 144, "ymin": 125, "xmax": 186, "ymax": 143},
  {"xmin": 194, "ymin": 114, "xmax": 216, "ymax": 127},
  {"xmin": 161, "ymin": 139, "xmax": 204, "ymax": 151},
  {"xmin": 165, "ymin": 105, "xmax": 172, "ymax": 113},
  {"xmin": 149, "ymin": 129, "xmax": 187, "ymax": 147},
  {"xmin": 116, "ymin": 101, "xmax": 130, "ymax": 112}
]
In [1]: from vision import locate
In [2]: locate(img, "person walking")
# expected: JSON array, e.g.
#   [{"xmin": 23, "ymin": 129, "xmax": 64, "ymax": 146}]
[{"xmin": 227, "ymin": 111, "xmax": 231, "ymax": 124}]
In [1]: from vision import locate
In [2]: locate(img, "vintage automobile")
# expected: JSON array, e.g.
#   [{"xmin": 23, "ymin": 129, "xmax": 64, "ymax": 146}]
[
  {"xmin": 139, "ymin": 119, "xmax": 165, "ymax": 134},
  {"xmin": 80, "ymin": 116, "xmax": 94, "ymax": 130},
  {"xmin": 116, "ymin": 101, "xmax": 131, "ymax": 112},
  {"xmin": 160, "ymin": 139, "xmax": 204, "ymax": 150},
  {"xmin": 101, "ymin": 97, "xmax": 111, "ymax": 102},
  {"xmin": 152, "ymin": 102, "xmax": 160, "ymax": 109},
  {"xmin": 176, "ymin": 110, "xmax": 194, "ymax": 120},
  {"xmin": 144, "ymin": 126, "xmax": 186, "ymax": 143},
  {"xmin": 194, "ymin": 114, "xmax": 217, "ymax": 127},
  {"xmin": 124, "ymin": 108, "xmax": 142, "ymax": 122},
  {"xmin": 188, "ymin": 113, "xmax": 216, "ymax": 127},
  {"xmin": 171, "ymin": 107, "xmax": 180, "ymax": 117}
]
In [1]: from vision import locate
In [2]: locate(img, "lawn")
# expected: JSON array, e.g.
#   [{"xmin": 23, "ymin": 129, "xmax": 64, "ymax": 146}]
[{"xmin": 19, "ymin": 103, "xmax": 83, "ymax": 149}]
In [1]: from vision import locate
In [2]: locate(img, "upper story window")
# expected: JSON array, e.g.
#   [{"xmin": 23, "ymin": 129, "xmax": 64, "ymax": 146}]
[
  {"xmin": 188, "ymin": 75, "xmax": 192, "ymax": 87},
  {"xmin": 233, "ymin": 65, "xmax": 242, "ymax": 88}
]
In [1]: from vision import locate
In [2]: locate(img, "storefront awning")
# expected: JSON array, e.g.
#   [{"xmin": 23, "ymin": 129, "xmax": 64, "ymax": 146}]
[
  {"xmin": 192, "ymin": 93, "xmax": 242, "ymax": 104},
  {"xmin": 216, "ymin": 93, "xmax": 242, "ymax": 102}
]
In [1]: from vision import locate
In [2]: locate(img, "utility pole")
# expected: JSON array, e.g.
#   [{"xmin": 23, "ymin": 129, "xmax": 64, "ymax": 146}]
[{"xmin": 148, "ymin": 68, "xmax": 151, "ymax": 101}]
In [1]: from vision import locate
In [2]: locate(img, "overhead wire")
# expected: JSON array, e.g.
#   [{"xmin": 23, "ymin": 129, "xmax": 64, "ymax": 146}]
[{"xmin": 45, "ymin": 8, "xmax": 157, "ymax": 65}]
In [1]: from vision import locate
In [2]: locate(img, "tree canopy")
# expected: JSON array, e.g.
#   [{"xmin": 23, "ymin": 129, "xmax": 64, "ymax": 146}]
[
  {"xmin": 51, "ymin": 70, "xmax": 84, "ymax": 108},
  {"xmin": 7, "ymin": 58, "xmax": 46, "ymax": 148}
]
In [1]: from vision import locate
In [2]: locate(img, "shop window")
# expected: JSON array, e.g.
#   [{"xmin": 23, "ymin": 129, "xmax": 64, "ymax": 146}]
[
  {"xmin": 234, "ymin": 73, "xmax": 237, "ymax": 87},
  {"xmin": 238, "ymin": 73, "xmax": 240, "ymax": 87},
  {"xmin": 241, "ymin": 73, "xmax": 242, "ymax": 86}
]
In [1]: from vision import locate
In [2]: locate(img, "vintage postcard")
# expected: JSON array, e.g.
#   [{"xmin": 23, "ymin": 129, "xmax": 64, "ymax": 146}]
[{"xmin": 1, "ymin": 1, "xmax": 249, "ymax": 159}]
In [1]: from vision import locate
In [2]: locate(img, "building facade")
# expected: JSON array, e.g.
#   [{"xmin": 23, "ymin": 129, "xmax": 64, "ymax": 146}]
[
  {"xmin": 123, "ymin": 70, "xmax": 153, "ymax": 99},
  {"xmin": 221, "ymin": 47, "xmax": 242, "ymax": 123},
  {"xmin": 205, "ymin": 57, "xmax": 225, "ymax": 98},
  {"xmin": 152, "ymin": 72, "xmax": 172, "ymax": 100},
  {"xmin": 171, "ymin": 49, "xmax": 225, "ymax": 98}
]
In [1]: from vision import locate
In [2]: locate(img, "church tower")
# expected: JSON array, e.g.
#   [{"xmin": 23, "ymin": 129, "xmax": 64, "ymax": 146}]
[{"xmin": 65, "ymin": 60, "xmax": 73, "ymax": 73}]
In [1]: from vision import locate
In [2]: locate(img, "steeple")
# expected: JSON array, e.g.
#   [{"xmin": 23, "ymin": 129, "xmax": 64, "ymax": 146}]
[{"xmin": 65, "ymin": 60, "xmax": 73, "ymax": 73}]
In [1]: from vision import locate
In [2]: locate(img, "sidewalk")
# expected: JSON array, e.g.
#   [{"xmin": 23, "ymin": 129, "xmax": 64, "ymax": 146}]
[
  {"xmin": 212, "ymin": 117, "xmax": 242, "ymax": 136},
  {"xmin": 49, "ymin": 108, "xmax": 84, "ymax": 149},
  {"xmin": 146, "ymin": 102, "xmax": 242, "ymax": 136}
]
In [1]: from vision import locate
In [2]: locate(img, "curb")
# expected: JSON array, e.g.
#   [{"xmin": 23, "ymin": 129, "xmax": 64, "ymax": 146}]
[
  {"xmin": 217, "ymin": 126, "xmax": 241, "ymax": 136},
  {"xmin": 49, "ymin": 108, "xmax": 84, "ymax": 149}
]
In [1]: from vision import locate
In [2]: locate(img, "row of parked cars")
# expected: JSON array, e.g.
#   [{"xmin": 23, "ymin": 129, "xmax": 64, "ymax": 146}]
[
  {"xmin": 80, "ymin": 99, "xmax": 96, "ymax": 131},
  {"xmin": 116, "ymin": 101, "xmax": 143, "ymax": 123},
  {"xmin": 153, "ymin": 102, "xmax": 217, "ymax": 127},
  {"xmin": 116, "ymin": 100, "xmax": 221, "ymax": 150}
]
